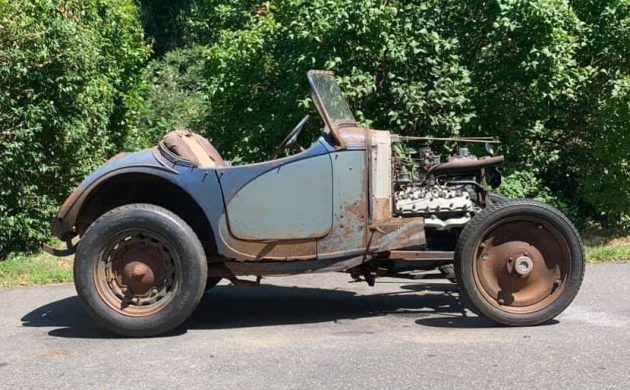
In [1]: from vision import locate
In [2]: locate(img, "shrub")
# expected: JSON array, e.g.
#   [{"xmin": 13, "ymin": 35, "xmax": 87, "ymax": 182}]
[
  {"xmin": 153, "ymin": 0, "xmax": 474, "ymax": 162},
  {"xmin": 0, "ymin": 0, "xmax": 149, "ymax": 258},
  {"xmin": 138, "ymin": 0, "xmax": 628, "ymax": 227}
]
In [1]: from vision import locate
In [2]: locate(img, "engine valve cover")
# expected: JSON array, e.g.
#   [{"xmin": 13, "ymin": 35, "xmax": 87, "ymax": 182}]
[{"xmin": 395, "ymin": 185, "xmax": 473, "ymax": 215}]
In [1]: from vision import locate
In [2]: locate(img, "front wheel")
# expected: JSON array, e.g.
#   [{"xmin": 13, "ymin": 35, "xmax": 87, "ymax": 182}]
[
  {"xmin": 74, "ymin": 204, "xmax": 208, "ymax": 337},
  {"xmin": 455, "ymin": 199, "xmax": 584, "ymax": 326}
]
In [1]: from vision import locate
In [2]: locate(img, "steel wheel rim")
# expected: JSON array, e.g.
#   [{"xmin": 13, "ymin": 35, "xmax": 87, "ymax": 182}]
[
  {"xmin": 472, "ymin": 216, "xmax": 571, "ymax": 314},
  {"xmin": 94, "ymin": 230, "xmax": 180, "ymax": 317}
]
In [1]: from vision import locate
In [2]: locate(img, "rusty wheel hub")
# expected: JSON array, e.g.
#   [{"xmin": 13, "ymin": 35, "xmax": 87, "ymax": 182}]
[
  {"xmin": 473, "ymin": 218, "xmax": 570, "ymax": 313},
  {"xmin": 511, "ymin": 255, "xmax": 534, "ymax": 277},
  {"xmin": 95, "ymin": 232, "xmax": 178, "ymax": 316}
]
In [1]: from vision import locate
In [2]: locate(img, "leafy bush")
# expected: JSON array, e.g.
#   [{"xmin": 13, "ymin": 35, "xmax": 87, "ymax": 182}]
[
  {"xmin": 144, "ymin": 0, "xmax": 474, "ymax": 163},
  {"xmin": 139, "ymin": 0, "xmax": 628, "ymax": 226},
  {"xmin": 445, "ymin": 0, "xmax": 629, "ymax": 228},
  {"xmin": 0, "ymin": 0, "xmax": 149, "ymax": 257},
  {"xmin": 133, "ymin": 47, "xmax": 209, "ymax": 148},
  {"xmin": 2, "ymin": 0, "xmax": 628, "ymax": 258}
]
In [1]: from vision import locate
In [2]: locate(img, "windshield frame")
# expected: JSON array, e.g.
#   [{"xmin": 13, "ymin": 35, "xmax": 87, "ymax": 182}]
[{"xmin": 307, "ymin": 70, "xmax": 357, "ymax": 148}]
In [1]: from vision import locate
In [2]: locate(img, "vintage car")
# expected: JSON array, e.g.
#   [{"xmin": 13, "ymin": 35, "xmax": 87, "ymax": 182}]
[{"xmin": 45, "ymin": 71, "xmax": 585, "ymax": 337}]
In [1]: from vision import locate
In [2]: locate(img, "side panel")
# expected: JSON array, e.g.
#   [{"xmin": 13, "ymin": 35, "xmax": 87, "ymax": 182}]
[
  {"xmin": 317, "ymin": 150, "xmax": 368, "ymax": 256},
  {"xmin": 217, "ymin": 214, "xmax": 317, "ymax": 260},
  {"xmin": 226, "ymin": 154, "xmax": 333, "ymax": 240},
  {"xmin": 369, "ymin": 130, "xmax": 392, "ymax": 222},
  {"xmin": 367, "ymin": 130, "xmax": 426, "ymax": 250}
]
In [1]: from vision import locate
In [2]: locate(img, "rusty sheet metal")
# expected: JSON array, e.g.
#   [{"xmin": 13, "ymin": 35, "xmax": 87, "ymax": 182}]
[
  {"xmin": 208, "ymin": 255, "xmax": 365, "ymax": 276},
  {"xmin": 371, "ymin": 217, "xmax": 426, "ymax": 252},
  {"xmin": 317, "ymin": 150, "xmax": 368, "ymax": 254},
  {"xmin": 388, "ymin": 250, "xmax": 454, "ymax": 261},
  {"xmin": 336, "ymin": 126, "xmax": 368, "ymax": 150},
  {"xmin": 217, "ymin": 215, "xmax": 317, "ymax": 261},
  {"xmin": 372, "ymin": 198, "xmax": 392, "ymax": 223},
  {"xmin": 429, "ymin": 155, "xmax": 504, "ymax": 175},
  {"xmin": 52, "ymin": 148, "xmax": 178, "ymax": 239}
]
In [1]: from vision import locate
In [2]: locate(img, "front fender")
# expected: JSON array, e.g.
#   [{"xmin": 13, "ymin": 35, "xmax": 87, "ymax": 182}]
[{"xmin": 50, "ymin": 148, "xmax": 179, "ymax": 240}]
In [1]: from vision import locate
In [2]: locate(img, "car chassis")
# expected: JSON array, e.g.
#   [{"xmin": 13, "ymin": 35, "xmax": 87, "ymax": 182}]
[{"xmin": 46, "ymin": 71, "xmax": 585, "ymax": 336}]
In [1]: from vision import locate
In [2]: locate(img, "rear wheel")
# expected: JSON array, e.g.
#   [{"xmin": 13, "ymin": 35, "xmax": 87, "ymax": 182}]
[
  {"xmin": 455, "ymin": 199, "xmax": 584, "ymax": 326},
  {"xmin": 74, "ymin": 204, "xmax": 208, "ymax": 337}
]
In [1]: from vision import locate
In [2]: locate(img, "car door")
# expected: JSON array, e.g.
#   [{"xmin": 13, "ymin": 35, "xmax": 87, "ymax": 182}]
[{"xmin": 218, "ymin": 141, "xmax": 333, "ymax": 242}]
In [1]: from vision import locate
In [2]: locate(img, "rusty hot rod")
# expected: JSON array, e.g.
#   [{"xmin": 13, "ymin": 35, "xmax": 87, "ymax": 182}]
[{"xmin": 45, "ymin": 71, "xmax": 585, "ymax": 336}]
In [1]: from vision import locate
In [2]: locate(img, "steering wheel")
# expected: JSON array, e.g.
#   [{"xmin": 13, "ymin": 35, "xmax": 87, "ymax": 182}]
[{"xmin": 272, "ymin": 115, "xmax": 309, "ymax": 159}]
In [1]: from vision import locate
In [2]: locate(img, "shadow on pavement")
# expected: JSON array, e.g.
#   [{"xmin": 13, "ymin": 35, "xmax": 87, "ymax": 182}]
[{"xmin": 20, "ymin": 281, "xmax": 522, "ymax": 339}]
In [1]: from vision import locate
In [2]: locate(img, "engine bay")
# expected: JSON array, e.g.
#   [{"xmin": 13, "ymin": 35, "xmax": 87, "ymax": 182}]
[{"xmin": 392, "ymin": 142, "xmax": 502, "ymax": 230}]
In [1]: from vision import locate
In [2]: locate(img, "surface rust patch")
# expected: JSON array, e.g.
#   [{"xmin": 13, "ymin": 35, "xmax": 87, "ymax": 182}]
[{"xmin": 372, "ymin": 198, "xmax": 392, "ymax": 223}]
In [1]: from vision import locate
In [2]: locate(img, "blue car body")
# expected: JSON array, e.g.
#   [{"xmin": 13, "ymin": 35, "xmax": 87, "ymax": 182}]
[
  {"xmin": 51, "ymin": 129, "xmax": 425, "ymax": 268},
  {"xmin": 49, "ymin": 72, "xmax": 427, "ymax": 274}
]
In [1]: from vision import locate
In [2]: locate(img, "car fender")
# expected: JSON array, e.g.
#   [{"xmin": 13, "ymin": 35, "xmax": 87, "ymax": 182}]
[{"xmin": 49, "ymin": 148, "xmax": 225, "ymax": 246}]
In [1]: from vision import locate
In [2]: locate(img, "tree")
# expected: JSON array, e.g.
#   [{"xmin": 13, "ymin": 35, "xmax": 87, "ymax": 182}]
[{"xmin": 0, "ymin": 0, "xmax": 149, "ymax": 257}]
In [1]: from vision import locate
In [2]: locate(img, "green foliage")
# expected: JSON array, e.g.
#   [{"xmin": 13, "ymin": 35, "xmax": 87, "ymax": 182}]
[
  {"xmin": 568, "ymin": 1, "xmax": 630, "ymax": 228},
  {"xmin": 0, "ymin": 0, "xmax": 149, "ymax": 257},
  {"xmin": 137, "ymin": 0, "xmax": 194, "ymax": 57},
  {"xmin": 143, "ymin": 0, "xmax": 474, "ymax": 162},
  {"xmin": 133, "ymin": 47, "xmax": 209, "ymax": 148},
  {"xmin": 139, "ymin": 0, "xmax": 628, "ymax": 227},
  {"xmin": 1, "ymin": 0, "xmax": 629, "ymax": 258}
]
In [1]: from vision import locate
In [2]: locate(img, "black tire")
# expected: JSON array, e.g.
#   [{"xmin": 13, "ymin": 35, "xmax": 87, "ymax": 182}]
[
  {"xmin": 454, "ymin": 199, "xmax": 584, "ymax": 326},
  {"xmin": 488, "ymin": 193, "xmax": 508, "ymax": 205},
  {"xmin": 435, "ymin": 192, "xmax": 507, "ymax": 284},
  {"xmin": 74, "ymin": 204, "xmax": 208, "ymax": 337},
  {"xmin": 205, "ymin": 277, "xmax": 222, "ymax": 291}
]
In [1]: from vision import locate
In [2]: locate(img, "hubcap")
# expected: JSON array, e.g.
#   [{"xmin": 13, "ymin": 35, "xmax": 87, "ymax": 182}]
[
  {"xmin": 94, "ymin": 231, "xmax": 179, "ymax": 317},
  {"xmin": 473, "ymin": 218, "xmax": 570, "ymax": 313}
]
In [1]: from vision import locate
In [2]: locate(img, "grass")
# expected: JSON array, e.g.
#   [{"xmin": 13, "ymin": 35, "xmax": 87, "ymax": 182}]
[
  {"xmin": 0, "ymin": 233, "xmax": 628, "ymax": 288},
  {"xmin": 0, "ymin": 252, "xmax": 73, "ymax": 288},
  {"xmin": 585, "ymin": 245, "xmax": 630, "ymax": 263},
  {"xmin": 583, "ymin": 230, "xmax": 630, "ymax": 263}
]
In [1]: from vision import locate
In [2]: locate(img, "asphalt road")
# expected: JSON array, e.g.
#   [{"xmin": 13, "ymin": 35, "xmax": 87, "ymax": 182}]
[{"xmin": 1, "ymin": 263, "xmax": 629, "ymax": 390}]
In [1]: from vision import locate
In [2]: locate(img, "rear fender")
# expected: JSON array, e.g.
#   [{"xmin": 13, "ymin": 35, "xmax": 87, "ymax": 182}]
[{"xmin": 50, "ymin": 148, "xmax": 225, "ymax": 252}]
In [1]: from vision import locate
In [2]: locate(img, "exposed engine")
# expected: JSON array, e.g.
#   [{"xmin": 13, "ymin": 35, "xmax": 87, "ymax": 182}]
[
  {"xmin": 395, "ymin": 184, "xmax": 474, "ymax": 230},
  {"xmin": 393, "ymin": 146, "xmax": 498, "ymax": 230}
]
